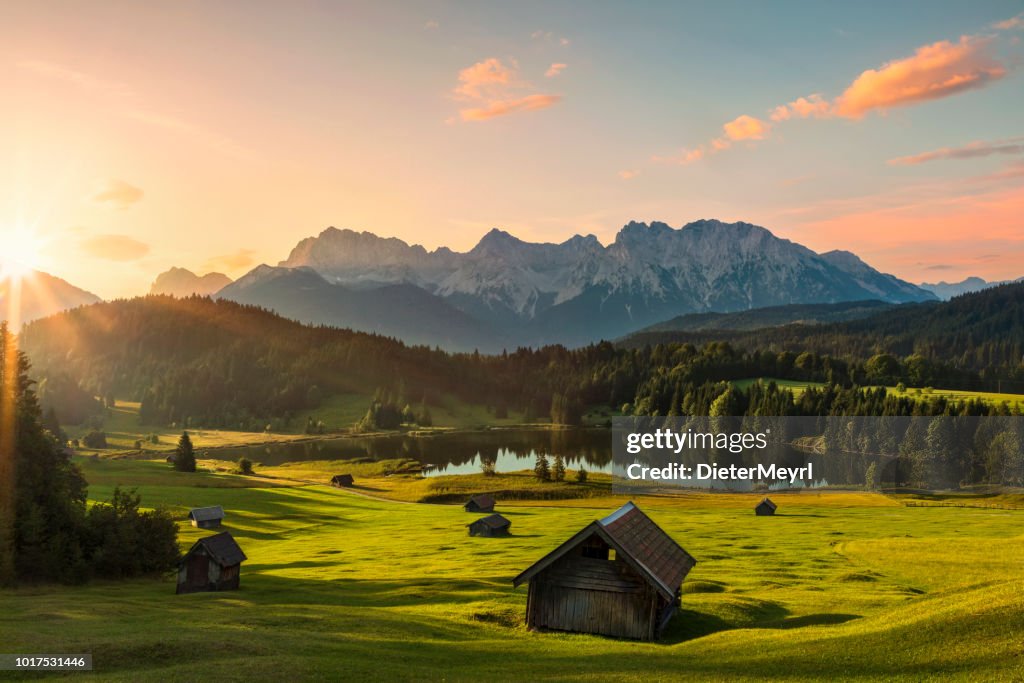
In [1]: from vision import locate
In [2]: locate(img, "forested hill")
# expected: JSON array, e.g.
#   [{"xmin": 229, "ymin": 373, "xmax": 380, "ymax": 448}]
[
  {"xmin": 18, "ymin": 296, "xmax": 606, "ymax": 428},
  {"xmin": 620, "ymin": 283, "xmax": 1024, "ymax": 379},
  {"xmin": 18, "ymin": 286, "xmax": 1024, "ymax": 429}
]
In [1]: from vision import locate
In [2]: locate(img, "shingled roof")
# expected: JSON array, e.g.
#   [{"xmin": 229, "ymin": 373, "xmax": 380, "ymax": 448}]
[
  {"xmin": 188, "ymin": 506, "xmax": 225, "ymax": 522},
  {"xmin": 188, "ymin": 532, "xmax": 247, "ymax": 567},
  {"xmin": 465, "ymin": 494, "xmax": 496, "ymax": 509},
  {"xmin": 470, "ymin": 513, "xmax": 511, "ymax": 529},
  {"xmin": 512, "ymin": 501, "xmax": 696, "ymax": 600}
]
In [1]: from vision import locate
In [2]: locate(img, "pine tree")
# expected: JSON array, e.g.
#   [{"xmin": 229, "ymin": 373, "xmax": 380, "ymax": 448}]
[
  {"xmin": 174, "ymin": 431, "xmax": 196, "ymax": 472},
  {"xmin": 552, "ymin": 454, "xmax": 566, "ymax": 482},
  {"xmin": 534, "ymin": 453, "xmax": 550, "ymax": 482}
]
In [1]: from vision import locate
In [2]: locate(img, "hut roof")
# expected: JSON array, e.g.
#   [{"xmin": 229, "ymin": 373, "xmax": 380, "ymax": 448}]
[
  {"xmin": 466, "ymin": 494, "xmax": 496, "ymax": 509},
  {"xmin": 758, "ymin": 497, "xmax": 777, "ymax": 511},
  {"xmin": 469, "ymin": 513, "xmax": 510, "ymax": 529},
  {"xmin": 331, "ymin": 474, "xmax": 354, "ymax": 482},
  {"xmin": 187, "ymin": 532, "xmax": 247, "ymax": 567},
  {"xmin": 512, "ymin": 501, "xmax": 696, "ymax": 600},
  {"xmin": 188, "ymin": 505, "xmax": 225, "ymax": 522}
]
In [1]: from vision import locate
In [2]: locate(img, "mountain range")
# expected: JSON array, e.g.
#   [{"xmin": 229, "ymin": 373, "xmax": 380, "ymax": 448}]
[
  {"xmin": 227, "ymin": 219, "xmax": 935, "ymax": 349},
  {"xmin": 150, "ymin": 267, "xmax": 232, "ymax": 298},
  {"xmin": 918, "ymin": 276, "xmax": 1024, "ymax": 300},
  {"xmin": 0, "ymin": 271, "xmax": 100, "ymax": 326}
]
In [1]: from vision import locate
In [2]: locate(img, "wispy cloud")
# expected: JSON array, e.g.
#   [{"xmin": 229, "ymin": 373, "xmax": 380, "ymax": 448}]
[
  {"xmin": 545, "ymin": 63, "xmax": 567, "ymax": 78},
  {"xmin": 654, "ymin": 30, "xmax": 1011, "ymax": 166},
  {"xmin": 888, "ymin": 137, "xmax": 1024, "ymax": 165},
  {"xmin": 832, "ymin": 36, "xmax": 1005, "ymax": 119},
  {"xmin": 80, "ymin": 234, "xmax": 150, "ymax": 261},
  {"xmin": 424, "ymin": 19, "xmax": 439, "ymax": 30},
  {"xmin": 92, "ymin": 179, "xmax": 144, "ymax": 208},
  {"xmin": 993, "ymin": 13, "xmax": 1024, "ymax": 30},
  {"xmin": 618, "ymin": 169, "xmax": 639, "ymax": 180},
  {"xmin": 452, "ymin": 58, "xmax": 561, "ymax": 122}
]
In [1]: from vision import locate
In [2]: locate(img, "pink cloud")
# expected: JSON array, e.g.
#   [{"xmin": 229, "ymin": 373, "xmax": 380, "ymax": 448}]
[
  {"xmin": 452, "ymin": 58, "xmax": 561, "ymax": 122},
  {"xmin": 454, "ymin": 58, "xmax": 515, "ymax": 99},
  {"xmin": 993, "ymin": 14, "xmax": 1023, "ymax": 30},
  {"xmin": 832, "ymin": 36, "xmax": 1006, "ymax": 119},
  {"xmin": 460, "ymin": 94, "xmax": 561, "ymax": 121},
  {"xmin": 545, "ymin": 63, "xmax": 567, "ymax": 78},
  {"xmin": 888, "ymin": 137, "xmax": 1024, "ymax": 165},
  {"xmin": 618, "ymin": 169, "xmax": 639, "ymax": 180},
  {"xmin": 770, "ymin": 94, "xmax": 831, "ymax": 121},
  {"xmin": 722, "ymin": 114, "xmax": 771, "ymax": 141}
]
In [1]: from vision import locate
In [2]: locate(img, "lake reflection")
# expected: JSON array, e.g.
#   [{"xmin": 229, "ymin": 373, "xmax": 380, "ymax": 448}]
[{"xmin": 202, "ymin": 428, "xmax": 613, "ymax": 476}]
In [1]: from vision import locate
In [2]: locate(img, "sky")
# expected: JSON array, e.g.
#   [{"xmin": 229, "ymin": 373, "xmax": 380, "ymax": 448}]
[{"xmin": 1, "ymin": 0, "xmax": 1023, "ymax": 299}]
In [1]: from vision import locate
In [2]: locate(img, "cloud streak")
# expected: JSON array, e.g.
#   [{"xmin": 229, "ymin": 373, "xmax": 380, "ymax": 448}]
[
  {"xmin": 545, "ymin": 63, "xmax": 567, "ymax": 78},
  {"xmin": 832, "ymin": 36, "xmax": 1005, "ymax": 119},
  {"xmin": 452, "ymin": 58, "xmax": 561, "ymax": 122},
  {"xmin": 655, "ymin": 31, "xmax": 1010, "ymax": 166},
  {"xmin": 888, "ymin": 138, "xmax": 1024, "ymax": 165},
  {"xmin": 93, "ymin": 179, "xmax": 144, "ymax": 208}
]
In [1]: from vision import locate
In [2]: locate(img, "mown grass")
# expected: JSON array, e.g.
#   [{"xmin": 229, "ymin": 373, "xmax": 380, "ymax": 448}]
[{"xmin": 1, "ymin": 459, "xmax": 1022, "ymax": 681}]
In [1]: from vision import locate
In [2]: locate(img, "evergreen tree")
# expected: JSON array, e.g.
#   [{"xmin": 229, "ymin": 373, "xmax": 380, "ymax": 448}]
[
  {"xmin": 534, "ymin": 453, "xmax": 550, "ymax": 481},
  {"xmin": 174, "ymin": 431, "xmax": 196, "ymax": 472},
  {"xmin": 575, "ymin": 467, "xmax": 588, "ymax": 483},
  {"xmin": 552, "ymin": 454, "xmax": 566, "ymax": 482}
]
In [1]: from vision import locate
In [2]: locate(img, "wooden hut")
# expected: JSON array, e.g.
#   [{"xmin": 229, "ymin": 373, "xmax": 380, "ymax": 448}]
[
  {"xmin": 331, "ymin": 474, "xmax": 355, "ymax": 488},
  {"xmin": 755, "ymin": 497, "xmax": 777, "ymax": 516},
  {"xmin": 176, "ymin": 532, "xmax": 247, "ymax": 594},
  {"xmin": 188, "ymin": 505, "xmax": 225, "ymax": 529},
  {"xmin": 512, "ymin": 501, "xmax": 696, "ymax": 641},
  {"xmin": 468, "ymin": 513, "xmax": 511, "ymax": 537},
  {"xmin": 464, "ymin": 494, "xmax": 496, "ymax": 513}
]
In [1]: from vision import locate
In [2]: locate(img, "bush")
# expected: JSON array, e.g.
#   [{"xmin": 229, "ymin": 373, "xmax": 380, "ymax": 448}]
[
  {"xmin": 575, "ymin": 468, "xmax": 588, "ymax": 483},
  {"xmin": 480, "ymin": 459, "xmax": 496, "ymax": 477},
  {"xmin": 237, "ymin": 457, "xmax": 253, "ymax": 475},
  {"xmin": 82, "ymin": 430, "xmax": 108, "ymax": 449}
]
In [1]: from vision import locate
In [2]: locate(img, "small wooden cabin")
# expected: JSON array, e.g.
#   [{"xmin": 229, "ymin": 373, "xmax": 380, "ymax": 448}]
[
  {"xmin": 464, "ymin": 494, "xmax": 496, "ymax": 513},
  {"xmin": 512, "ymin": 501, "xmax": 696, "ymax": 641},
  {"xmin": 188, "ymin": 505, "xmax": 225, "ymax": 529},
  {"xmin": 755, "ymin": 497, "xmax": 777, "ymax": 516},
  {"xmin": 176, "ymin": 532, "xmax": 247, "ymax": 594},
  {"xmin": 331, "ymin": 474, "xmax": 355, "ymax": 488},
  {"xmin": 468, "ymin": 513, "xmax": 511, "ymax": 537}
]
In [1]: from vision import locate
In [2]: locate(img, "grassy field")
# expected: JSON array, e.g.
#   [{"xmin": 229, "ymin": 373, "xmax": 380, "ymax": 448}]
[
  {"xmin": 733, "ymin": 378, "xmax": 1024, "ymax": 409},
  {"xmin": 1, "ymin": 459, "xmax": 1022, "ymax": 681}
]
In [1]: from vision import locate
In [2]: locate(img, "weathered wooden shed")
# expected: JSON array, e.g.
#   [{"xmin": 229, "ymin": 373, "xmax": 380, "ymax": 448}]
[
  {"xmin": 188, "ymin": 505, "xmax": 225, "ymax": 529},
  {"xmin": 464, "ymin": 494, "xmax": 495, "ymax": 513},
  {"xmin": 331, "ymin": 474, "xmax": 355, "ymax": 488},
  {"xmin": 468, "ymin": 513, "xmax": 511, "ymax": 537},
  {"xmin": 176, "ymin": 532, "xmax": 247, "ymax": 594},
  {"xmin": 512, "ymin": 501, "xmax": 696, "ymax": 640},
  {"xmin": 755, "ymin": 497, "xmax": 777, "ymax": 516}
]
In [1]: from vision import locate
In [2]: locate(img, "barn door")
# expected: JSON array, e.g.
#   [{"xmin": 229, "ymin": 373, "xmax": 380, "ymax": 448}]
[{"xmin": 189, "ymin": 554, "xmax": 209, "ymax": 587}]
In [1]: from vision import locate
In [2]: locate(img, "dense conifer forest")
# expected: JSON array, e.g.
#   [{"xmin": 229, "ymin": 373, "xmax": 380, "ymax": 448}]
[{"xmin": 17, "ymin": 284, "xmax": 1024, "ymax": 431}]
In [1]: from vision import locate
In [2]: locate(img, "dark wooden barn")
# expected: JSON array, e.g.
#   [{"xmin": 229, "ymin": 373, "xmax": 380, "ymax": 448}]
[
  {"xmin": 512, "ymin": 501, "xmax": 696, "ymax": 640},
  {"xmin": 755, "ymin": 497, "xmax": 777, "ymax": 516},
  {"xmin": 331, "ymin": 474, "xmax": 354, "ymax": 488},
  {"xmin": 188, "ymin": 505, "xmax": 225, "ymax": 529},
  {"xmin": 468, "ymin": 513, "xmax": 511, "ymax": 537},
  {"xmin": 464, "ymin": 494, "xmax": 495, "ymax": 513},
  {"xmin": 176, "ymin": 532, "xmax": 247, "ymax": 594}
]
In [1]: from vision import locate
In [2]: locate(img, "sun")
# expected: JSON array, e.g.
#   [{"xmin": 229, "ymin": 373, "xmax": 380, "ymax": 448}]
[{"xmin": 0, "ymin": 226, "xmax": 45, "ymax": 280}]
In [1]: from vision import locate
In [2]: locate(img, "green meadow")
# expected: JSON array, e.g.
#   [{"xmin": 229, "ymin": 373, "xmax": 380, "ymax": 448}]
[
  {"xmin": 732, "ymin": 378, "xmax": 1024, "ymax": 410},
  {"xmin": 1, "ymin": 458, "xmax": 1022, "ymax": 681}
]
